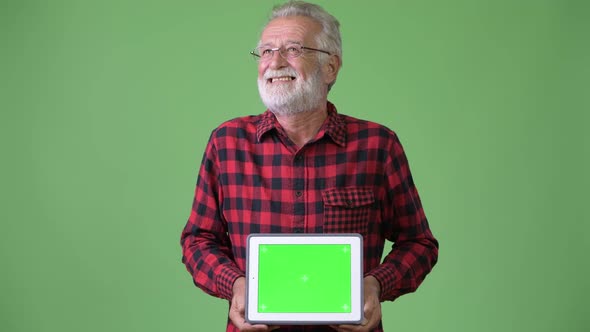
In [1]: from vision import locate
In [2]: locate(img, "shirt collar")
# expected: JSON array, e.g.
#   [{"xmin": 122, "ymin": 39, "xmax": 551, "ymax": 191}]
[{"xmin": 256, "ymin": 101, "xmax": 346, "ymax": 147}]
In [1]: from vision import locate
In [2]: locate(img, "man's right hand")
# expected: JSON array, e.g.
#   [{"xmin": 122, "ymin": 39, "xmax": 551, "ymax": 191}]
[{"xmin": 229, "ymin": 277, "xmax": 279, "ymax": 332}]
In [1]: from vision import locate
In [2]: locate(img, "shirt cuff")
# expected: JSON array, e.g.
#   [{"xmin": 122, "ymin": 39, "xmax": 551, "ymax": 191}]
[
  {"xmin": 215, "ymin": 265, "xmax": 246, "ymax": 301},
  {"xmin": 365, "ymin": 265, "xmax": 396, "ymax": 302},
  {"xmin": 366, "ymin": 262, "xmax": 418, "ymax": 301}
]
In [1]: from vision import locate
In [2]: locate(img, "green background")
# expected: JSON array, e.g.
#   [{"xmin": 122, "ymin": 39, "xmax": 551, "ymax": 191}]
[
  {"xmin": 1, "ymin": 0, "xmax": 588, "ymax": 331},
  {"xmin": 258, "ymin": 244, "xmax": 351, "ymax": 313}
]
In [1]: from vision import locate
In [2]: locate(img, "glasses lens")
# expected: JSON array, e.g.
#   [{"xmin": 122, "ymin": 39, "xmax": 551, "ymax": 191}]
[
  {"xmin": 251, "ymin": 44, "xmax": 307, "ymax": 61},
  {"xmin": 283, "ymin": 44, "xmax": 303, "ymax": 58},
  {"xmin": 258, "ymin": 47, "xmax": 275, "ymax": 60}
]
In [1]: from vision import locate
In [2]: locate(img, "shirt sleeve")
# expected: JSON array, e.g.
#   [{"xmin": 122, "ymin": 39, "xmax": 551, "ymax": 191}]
[
  {"xmin": 180, "ymin": 134, "xmax": 244, "ymax": 301},
  {"xmin": 366, "ymin": 132, "xmax": 439, "ymax": 301}
]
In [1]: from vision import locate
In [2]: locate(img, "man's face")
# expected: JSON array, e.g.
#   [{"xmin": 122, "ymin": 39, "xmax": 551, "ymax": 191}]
[{"xmin": 257, "ymin": 16, "xmax": 329, "ymax": 115}]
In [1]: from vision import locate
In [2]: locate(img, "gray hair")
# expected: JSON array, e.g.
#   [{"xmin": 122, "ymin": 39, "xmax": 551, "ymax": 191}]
[{"xmin": 268, "ymin": 1, "xmax": 342, "ymax": 90}]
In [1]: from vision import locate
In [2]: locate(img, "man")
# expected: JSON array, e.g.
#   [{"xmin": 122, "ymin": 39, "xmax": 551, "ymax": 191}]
[{"xmin": 180, "ymin": 1, "xmax": 438, "ymax": 331}]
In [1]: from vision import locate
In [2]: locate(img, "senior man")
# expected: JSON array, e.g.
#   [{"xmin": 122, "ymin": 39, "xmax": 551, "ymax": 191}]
[{"xmin": 180, "ymin": 1, "xmax": 439, "ymax": 331}]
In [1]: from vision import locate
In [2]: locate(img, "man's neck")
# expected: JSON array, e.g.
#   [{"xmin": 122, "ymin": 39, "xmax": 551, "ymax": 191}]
[{"xmin": 273, "ymin": 105, "xmax": 328, "ymax": 148}]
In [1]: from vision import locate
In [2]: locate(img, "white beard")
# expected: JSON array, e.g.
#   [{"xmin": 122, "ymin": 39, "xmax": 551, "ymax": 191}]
[{"xmin": 257, "ymin": 67, "xmax": 326, "ymax": 116}]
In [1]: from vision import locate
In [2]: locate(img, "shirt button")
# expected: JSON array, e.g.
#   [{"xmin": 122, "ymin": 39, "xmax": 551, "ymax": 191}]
[{"xmin": 295, "ymin": 191, "xmax": 303, "ymax": 197}]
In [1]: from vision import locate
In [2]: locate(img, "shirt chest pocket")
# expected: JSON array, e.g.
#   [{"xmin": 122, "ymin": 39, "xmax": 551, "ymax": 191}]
[{"xmin": 322, "ymin": 187, "xmax": 375, "ymax": 236}]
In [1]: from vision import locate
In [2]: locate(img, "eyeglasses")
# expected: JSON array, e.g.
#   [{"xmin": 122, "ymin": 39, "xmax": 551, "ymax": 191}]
[{"xmin": 251, "ymin": 43, "xmax": 331, "ymax": 61}]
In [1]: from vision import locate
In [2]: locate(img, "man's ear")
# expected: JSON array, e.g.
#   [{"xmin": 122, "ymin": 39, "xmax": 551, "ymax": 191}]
[{"xmin": 323, "ymin": 54, "xmax": 342, "ymax": 85}]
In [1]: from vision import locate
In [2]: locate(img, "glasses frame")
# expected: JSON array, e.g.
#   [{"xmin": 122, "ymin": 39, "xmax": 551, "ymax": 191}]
[{"xmin": 250, "ymin": 44, "xmax": 331, "ymax": 61}]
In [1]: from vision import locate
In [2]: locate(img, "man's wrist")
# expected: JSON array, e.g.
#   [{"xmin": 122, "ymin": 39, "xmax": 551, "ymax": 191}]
[
  {"xmin": 232, "ymin": 276, "xmax": 246, "ymax": 296},
  {"xmin": 364, "ymin": 275, "xmax": 381, "ymax": 297}
]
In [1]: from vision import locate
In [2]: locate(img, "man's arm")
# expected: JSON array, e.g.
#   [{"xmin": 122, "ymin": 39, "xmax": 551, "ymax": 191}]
[
  {"xmin": 180, "ymin": 136, "xmax": 244, "ymax": 300},
  {"xmin": 367, "ymin": 132, "xmax": 439, "ymax": 301}
]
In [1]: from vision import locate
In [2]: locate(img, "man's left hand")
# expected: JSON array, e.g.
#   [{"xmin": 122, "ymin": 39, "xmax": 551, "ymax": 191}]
[{"xmin": 330, "ymin": 276, "xmax": 382, "ymax": 332}]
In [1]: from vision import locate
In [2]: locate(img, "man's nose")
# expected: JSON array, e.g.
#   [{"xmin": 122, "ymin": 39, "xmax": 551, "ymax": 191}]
[{"xmin": 268, "ymin": 50, "xmax": 289, "ymax": 69}]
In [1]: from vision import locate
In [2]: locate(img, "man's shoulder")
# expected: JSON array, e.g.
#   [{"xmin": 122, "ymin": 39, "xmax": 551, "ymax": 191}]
[
  {"xmin": 215, "ymin": 113, "xmax": 265, "ymax": 129},
  {"xmin": 209, "ymin": 113, "xmax": 265, "ymax": 139},
  {"xmin": 338, "ymin": 113, "xmax": 398, "ymax": 140}
]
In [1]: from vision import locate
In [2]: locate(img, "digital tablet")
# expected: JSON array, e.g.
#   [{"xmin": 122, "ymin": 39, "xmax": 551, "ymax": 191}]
[{"xmin": 245, "ymin": 234, "xmax": 363, "ymax": 325}]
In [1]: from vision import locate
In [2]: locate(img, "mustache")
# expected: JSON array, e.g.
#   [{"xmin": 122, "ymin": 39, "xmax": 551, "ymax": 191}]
[{"xmin": 262, "ymin": 68, "xmax": 298, "ymax": 80}]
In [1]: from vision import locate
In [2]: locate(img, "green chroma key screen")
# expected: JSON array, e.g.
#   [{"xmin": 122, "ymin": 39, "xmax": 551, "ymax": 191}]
[{"xmin": 257, "ymin": 244, "xmax": 352, "ymax": 313}]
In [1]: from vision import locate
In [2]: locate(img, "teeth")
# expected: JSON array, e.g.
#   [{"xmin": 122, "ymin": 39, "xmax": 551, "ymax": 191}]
[{"xmin": 271, "ymin": 77, "xmax": 294, "ymax": 83}]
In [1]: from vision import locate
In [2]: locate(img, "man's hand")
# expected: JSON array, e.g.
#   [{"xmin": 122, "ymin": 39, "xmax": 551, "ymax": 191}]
[
  {"xmin": 229, "ymin": 277, "xmax": 279, "ymax": 332},
  {"xmin": 330, "ymin": 276, "xmax": 382, "ymax": 332}
]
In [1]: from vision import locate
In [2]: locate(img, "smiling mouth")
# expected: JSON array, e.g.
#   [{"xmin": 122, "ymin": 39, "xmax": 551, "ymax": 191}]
[{"xmin": 268, "ymin": 76, "xmax": 296, "ymax": 83}]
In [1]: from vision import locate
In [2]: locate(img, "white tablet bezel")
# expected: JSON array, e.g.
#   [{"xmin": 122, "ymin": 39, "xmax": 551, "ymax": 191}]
[{"xmin": 245, "ymin": 234, "xmax": 363, "ymax": 325}]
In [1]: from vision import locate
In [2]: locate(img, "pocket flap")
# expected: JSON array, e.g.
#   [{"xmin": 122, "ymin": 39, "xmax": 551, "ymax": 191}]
[{"xmin": 322, "ymin": 187, "xmax": 375, "ymax": 208}]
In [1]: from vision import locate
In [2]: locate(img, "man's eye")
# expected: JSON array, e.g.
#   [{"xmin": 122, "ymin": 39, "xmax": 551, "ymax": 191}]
[
  {"xmin": 286, "ymin": 46, "xmax": 299, "ymax": 53},
  {"xmin": 261, "ymin": 49, "xmax": 273, "ymax": 56}
]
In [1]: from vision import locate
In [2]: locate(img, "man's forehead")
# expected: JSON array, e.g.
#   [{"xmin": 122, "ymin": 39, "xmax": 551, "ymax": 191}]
[{"xmin": 260, "ymin": 16, "xmax": 321, "ymax": 45}]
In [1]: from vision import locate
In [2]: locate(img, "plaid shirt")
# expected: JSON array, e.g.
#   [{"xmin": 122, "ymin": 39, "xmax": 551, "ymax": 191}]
[{"xmin": 180, "ymin": 102, "xmax": 438, "ymax": 332}]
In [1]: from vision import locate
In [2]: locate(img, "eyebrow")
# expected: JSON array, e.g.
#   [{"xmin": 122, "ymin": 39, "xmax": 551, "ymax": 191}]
[{"xmin": 257, "ymin": 40, "xmax": 303, "ymax": 48}]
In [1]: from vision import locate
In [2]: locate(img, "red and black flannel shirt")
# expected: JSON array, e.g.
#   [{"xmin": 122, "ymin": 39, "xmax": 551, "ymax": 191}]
[{"xmin": 181, "ymin": 102, "xmax": 438, "ymax": 332}]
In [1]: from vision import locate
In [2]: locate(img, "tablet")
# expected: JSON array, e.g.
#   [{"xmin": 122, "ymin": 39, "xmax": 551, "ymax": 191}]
[{"xmin": 245, "ymin": 234, "xmax": 363, "ymax": 325}]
